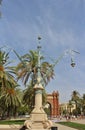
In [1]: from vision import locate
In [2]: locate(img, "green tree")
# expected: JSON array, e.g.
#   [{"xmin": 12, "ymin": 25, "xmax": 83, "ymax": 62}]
[
  {"xmin": 67, "ymin": 100, "xmax": 74, "ymax": 115},
  {"xmin": 0, "ymin": 86, "xmax": 21, "ymax": 118},
  {"xmin": 0, "ymin": 50, "xmax": 21, "ymax": 118},
  {"xmin": 16, "ymin": 49, "xmax": 54, "ymax": 86},
  {"xmin": 23, "ymin": 82, "xmax": 35, "ymax": 113},
  {"xmin": 82, "ymin": 94, "xmax": 85, "ymax": 115},
  {"xmin": 71, "ymin": 90, "xmax": 81, "ymax": 116},
  {"xmin": 15, "ymin": 49, "xmax": 54, "ymax": 113},
  {"xmin": 71, "ymin": 90, "xmax": 80, "ymax": 109},
  {"xmin": 0, "ymin": 50, "xmax": 16, "ymax": 89}
]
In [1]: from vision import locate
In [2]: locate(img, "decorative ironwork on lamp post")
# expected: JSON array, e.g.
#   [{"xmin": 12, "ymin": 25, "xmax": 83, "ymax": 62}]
[{"xmin": 37, "ymin": 36, "xmax": 42, "ymax": 84}]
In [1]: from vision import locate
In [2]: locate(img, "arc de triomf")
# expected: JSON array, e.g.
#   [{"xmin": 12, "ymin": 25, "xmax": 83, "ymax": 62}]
[{"xmin": 46, "ymin": 91, "xmax": 59, "ymax": 117}]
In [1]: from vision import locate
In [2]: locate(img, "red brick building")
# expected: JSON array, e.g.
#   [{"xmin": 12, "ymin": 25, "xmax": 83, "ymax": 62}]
[{"xmin": 46, "ymin": 91, "xmax": 59, "ymax": 117}]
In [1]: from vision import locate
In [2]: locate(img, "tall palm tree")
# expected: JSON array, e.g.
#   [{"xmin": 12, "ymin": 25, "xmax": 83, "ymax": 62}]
[
  {"xmin": 82, "ymin": 94, "xmax": 85, "ymax": 114},
  {"xmin": 0, "ymin": 85, "xmax": 21, "ymax": 118},
  {"xmin": 16, "ymin": 49, "xmax": 54, "ymax": 87},
  {"xmin": 0, "ymin": 50, "xmax": 16, "ymax": 89},
  {"xmin": 0, "ymin": 50, "xmax": 21, "ymax": 118},
  {"xmin": 15, "ymin": 48, "xmax": 54, "ymax": 114},
  {"xmin": 67, "ymin": 100, "xmax": 74, "ymax": 115},
  {"xmin": 71, "ymin": 90, "xmax": 80, "ymax": 110},
  {"xmin": 23, "ymin": 82, "xmax": 35, "ymax": 110}
]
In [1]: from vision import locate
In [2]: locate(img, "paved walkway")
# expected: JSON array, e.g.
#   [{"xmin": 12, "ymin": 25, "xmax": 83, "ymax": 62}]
[
  {"xmin": 0, "ymin": 124, "xmax": 77, "ymax": 130},
  {"xmin": 0, "ymin": 119, "xmax": 84, "ymax": 130},
  {"xmin": 0, "ymin": 124, "xmax": 21, "ymax": 129},
  {"xmin": 70, "ymin": 119, "xmax": 85, "ymax": 124},
  {"xmin": 52, "ymin": 118, "xmax": 85, "ymax": 130},
  {"xmin": 55, "ymin": 123, "xmax": 77, "ymax": 130}
]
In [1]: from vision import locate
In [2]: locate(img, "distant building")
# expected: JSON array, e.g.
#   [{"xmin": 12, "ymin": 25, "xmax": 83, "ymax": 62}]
[
  {"xmin": 46, "ymin": 91, "xmax": 59, "ymax": 117},
  {"xmin": 59, "ymin": 101, "xmax": 76, "ymax": 115}
]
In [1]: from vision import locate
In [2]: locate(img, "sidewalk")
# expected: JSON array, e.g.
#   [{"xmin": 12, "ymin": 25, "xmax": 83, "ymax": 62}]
[
  {"xmin": 71, "ymin": 118, "xmax": 85, "ymax": 124},
  {"xmin": 52, "ymin": 118, "xmax": 85, "ymax": 130},
  {"xmin": 0, "ymin": 124, "xmax": 21, "ymax": 129},
  {"xmin": 0, "ymin": 124, "xmax": 77, "ymax": 130},
  {"xmin": 55, "ymin": 123, "xmax": 77, "ymax": 130},
  {"xmin": 0, "ymin": 119, "xmax": 85, "ymax": 130}
]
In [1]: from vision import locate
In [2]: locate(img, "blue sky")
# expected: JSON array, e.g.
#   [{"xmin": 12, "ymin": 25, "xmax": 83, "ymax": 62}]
[{"xmin": 0, "ymin": 0, "xmax": 85, "ymax": 103}]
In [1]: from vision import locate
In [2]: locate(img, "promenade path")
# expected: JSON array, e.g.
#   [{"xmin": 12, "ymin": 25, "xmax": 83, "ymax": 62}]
[
  {"xmin": 70, "ymin": 118, "xmax": 85, "ymax": 124},
  {"xmin": 0, "ymin": 119, "xmax": 85, "ymax": 130},
  {"xmin": 0, "ymin": 124, "xmax": 77, "ymax": 130},
  {"xmin": 55, "ymin": 123, "xmax": 77, "ymax": 130},
  {"xmin": 51, "ymin": 118, "xmax": 85, "ymax": 130}
]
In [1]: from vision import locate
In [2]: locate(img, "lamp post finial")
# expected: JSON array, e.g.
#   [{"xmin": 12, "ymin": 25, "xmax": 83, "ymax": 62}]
[{"xmin": 38, "ymin": 36, "xmax": 41, "ymax": 41}]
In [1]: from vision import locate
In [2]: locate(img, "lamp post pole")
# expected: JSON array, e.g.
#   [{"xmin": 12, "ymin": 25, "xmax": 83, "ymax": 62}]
[
  {"xmin": 24, "ymin": 37, "xmax": 53, "ymax": 129},
  {"xmin": 31, "ymin": 37, "xmax": 45, "ymax": 114}
]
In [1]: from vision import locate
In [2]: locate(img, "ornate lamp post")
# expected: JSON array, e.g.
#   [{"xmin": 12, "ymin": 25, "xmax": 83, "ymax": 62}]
[{"xmin": 24, "ymin": 37, "xmax": 53, "ymax": 129}]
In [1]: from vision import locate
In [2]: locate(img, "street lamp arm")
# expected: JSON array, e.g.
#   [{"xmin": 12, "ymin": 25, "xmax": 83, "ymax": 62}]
[
  {"xmin": 52, "ymin": 53, "xmax": 64, "ymax": 68},
  {"xmin": 71, "ymin": 50, "xmax": 80, "ymax": 54},
  {"xmin": 52, "ymin": 49, "xmax": 80, "ymax": 68},
  {"xmin": 13, "ymin": 50, "xmax": 28, "ymax": 70}
]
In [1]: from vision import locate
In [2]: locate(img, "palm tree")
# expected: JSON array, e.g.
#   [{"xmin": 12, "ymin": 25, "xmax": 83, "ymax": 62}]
[
  {"xmin": 0, "ymin": 50, "xmax": 16, "ymax": 89},
  {"xmin": 0, "ymin": 85, "xmax": 21, "ymax": 118},
  {"xmin": 71, "ymin": 90, "xmax": 80, "ymax": 110},
  {"xmin": 23, "ymin": 82, "xmax": 35, "ymax": 112},
  {"xmin": 15, "ymin": 48, "xmax": 54, "ymax": 115},
  {"xmin": 16, "ymin": 49, "xmax": 54, "ymax": 87},
  {"xmin": 82, "ymin": 94, "xmax": 85, "ymax": 103},
  {"xmin": 0, "ymin": 50, "xmax": 21, "ymax": 118},
  {"xmin": 67, "ymin": 100, "xmax": 74, "ymax": 115},
  {"xmin": 82, "ymin": 94, "xmax": 85, "ymax": 115}
]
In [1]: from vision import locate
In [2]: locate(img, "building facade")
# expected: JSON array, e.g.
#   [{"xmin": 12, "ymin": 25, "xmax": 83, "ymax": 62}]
[{"xmin": 46, "ymin": 91, "xmax": 59, "ymax": 117}]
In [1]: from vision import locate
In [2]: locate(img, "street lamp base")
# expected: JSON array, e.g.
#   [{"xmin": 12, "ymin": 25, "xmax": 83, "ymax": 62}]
[{"xmin": 24, "ymin": 119, "xmax": 52, "ymax": 130}]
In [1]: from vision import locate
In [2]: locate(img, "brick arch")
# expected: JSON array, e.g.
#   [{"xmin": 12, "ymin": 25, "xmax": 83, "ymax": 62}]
[{"xmin": 46, "ymin": 91, "xmax": 59, "ymax": 117}]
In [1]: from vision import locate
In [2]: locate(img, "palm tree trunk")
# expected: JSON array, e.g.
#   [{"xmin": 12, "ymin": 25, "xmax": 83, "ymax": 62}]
[
  {"xmin": 7, "ymin": 106, "xmax": 11, "ymax": 118},
  {"xmin": 13, "ymin": 106, "xmax": 17, "ymax": 118}
]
